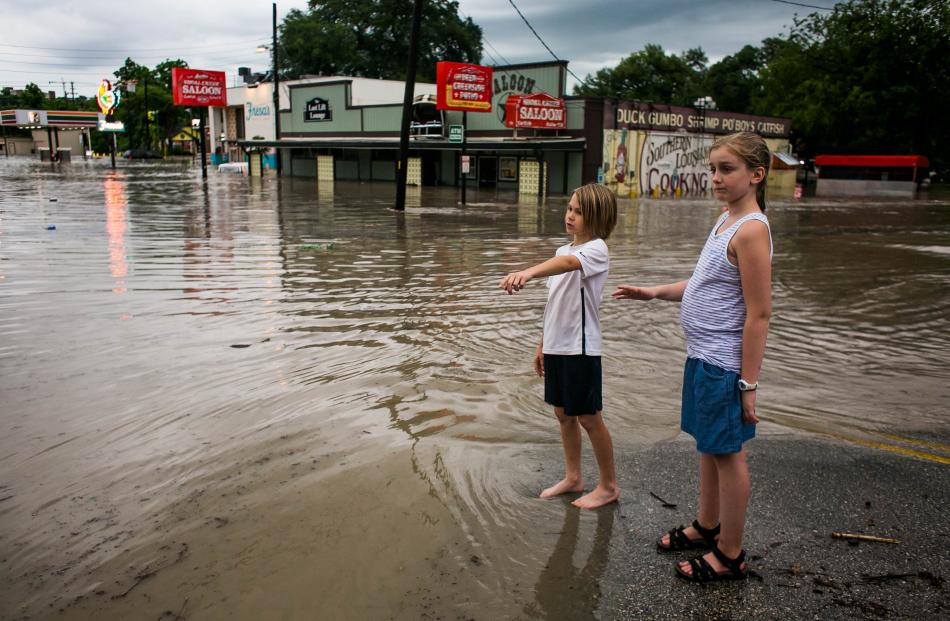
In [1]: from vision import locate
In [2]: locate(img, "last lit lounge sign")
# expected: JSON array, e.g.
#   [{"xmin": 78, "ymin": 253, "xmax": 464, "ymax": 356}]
[{"xmin": 172, "ymin": 68, "xmax": 227, "ymax": 107}]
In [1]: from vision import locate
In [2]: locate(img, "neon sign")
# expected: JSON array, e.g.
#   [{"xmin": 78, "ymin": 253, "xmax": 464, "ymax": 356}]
[{"xmin": 97, "ymin": 80, "xmax": 120, "ymax": 115}]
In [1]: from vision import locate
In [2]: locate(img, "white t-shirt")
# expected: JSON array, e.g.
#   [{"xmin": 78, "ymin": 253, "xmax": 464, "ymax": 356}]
[{"xmin": 542, "ymin": 238, "xmax": 610, "ymax": 356}]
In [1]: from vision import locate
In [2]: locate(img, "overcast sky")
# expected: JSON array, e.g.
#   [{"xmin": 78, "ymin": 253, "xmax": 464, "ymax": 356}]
[{"xmin": 0, "ymin": 0, "xmax": 837, "ymax": 98}]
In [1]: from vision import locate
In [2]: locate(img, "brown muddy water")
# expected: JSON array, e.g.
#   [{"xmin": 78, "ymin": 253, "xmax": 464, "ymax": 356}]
[{"xmin": 1, "ymin": 158, "xmax": 948, "ymax": 620}]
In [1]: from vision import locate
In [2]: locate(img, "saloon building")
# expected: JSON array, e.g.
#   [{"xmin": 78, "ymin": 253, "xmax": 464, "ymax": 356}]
[{"xmin": 208, "ymin": 60, "xmax": 794, "ymax": 197}]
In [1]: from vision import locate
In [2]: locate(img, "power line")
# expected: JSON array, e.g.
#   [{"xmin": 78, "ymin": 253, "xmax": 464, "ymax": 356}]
[
  {"xmin": 768, "ymin": 0, "xmax": 836, "ymax": 10},
  {"xmin": 456, "ymin": 7, "xmax": 512, "ymax": 67},
  {"xmin": 0, "ymin": 44, "xmax": 274, "ymax": 63},
  {"xmin": 506, "ymin": 0, "xmax": 582, "ymax": 83},
  {"xmin": 0, "ymin": 36, "xmax": 270, "ymax": 54},
  {"xmin": 0, "ymin": 53, "xmax": 261, "ymax": 69},
  {"xmin": 483, "ymin": 38, "xmax": 512, "ymax": 67}
]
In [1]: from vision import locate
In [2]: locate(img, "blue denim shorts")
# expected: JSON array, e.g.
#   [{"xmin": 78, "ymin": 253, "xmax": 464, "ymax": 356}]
[{"xmin": 681, "ymin": 357, "xmax": 755, "ymax": 454}]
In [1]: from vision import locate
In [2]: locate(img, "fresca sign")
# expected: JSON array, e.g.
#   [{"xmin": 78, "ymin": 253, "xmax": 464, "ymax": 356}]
[
  {"xmin": 436, "ymin": 62, "xmax": 492, "ymax": 113},
  {"xmin": 171, "ymin": 68, "xmax": 227, "ymax": 107},
  {"xmin": 505, "ymin": 92, "xmax": 566, "ymax": 129}
]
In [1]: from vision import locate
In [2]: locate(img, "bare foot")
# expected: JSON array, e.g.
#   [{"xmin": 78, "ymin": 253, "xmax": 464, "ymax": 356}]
[
  {"xmin": 540, "ymin": 478, "xmax": 584, "ymax": 498},
  {"xmin": 570, "ymin": 485, "xmax": 619, "ymax": 509}
]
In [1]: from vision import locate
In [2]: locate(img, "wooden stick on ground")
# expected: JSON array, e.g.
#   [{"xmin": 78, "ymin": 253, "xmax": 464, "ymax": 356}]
[
  {"xmin": 649, "ymin": 491, "xmax": 677, "ymax": 509},
  {"xmin": 831, "ymin": 532, "xmax": 900, "ymax": 544}
]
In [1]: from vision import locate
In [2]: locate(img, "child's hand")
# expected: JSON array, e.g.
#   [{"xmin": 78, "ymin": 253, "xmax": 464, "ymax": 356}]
[
  {"xmin": 612, "ymin": 285, "xmax": 656, "ymax": 300},
  {"xmin": 499, "ymin": 270, "xmax": 533, "ymax": 294},
  {"xmin": 533, "ymin": 344, "xmax": 544, "ymax": 377},
  {"xmin": 740, "ymin": 391, "xmax": 760, "ymax": 424}
]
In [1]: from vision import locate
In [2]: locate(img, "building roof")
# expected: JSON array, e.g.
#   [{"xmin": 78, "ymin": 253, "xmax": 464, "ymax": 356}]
[
  {"xmin": 815, "ymin": 155, "xmax": 929, "ymax": 168},
  {"xmin": 1, "ymin": 109, "xmax": 98, "ymax": 128}
]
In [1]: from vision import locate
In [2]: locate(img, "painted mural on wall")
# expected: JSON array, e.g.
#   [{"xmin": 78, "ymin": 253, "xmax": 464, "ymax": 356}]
[
  {"xmin": 602, "ymin": 129, "xmax": 634, "ymax": 195},
  {"xmin": 639, "ymin": 132, "xmax": 711, "ymax": 197}
]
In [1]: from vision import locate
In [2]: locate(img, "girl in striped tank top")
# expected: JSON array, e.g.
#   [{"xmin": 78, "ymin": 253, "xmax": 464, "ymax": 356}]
[{"xmin": 613, "ymin": 132, "xmax": 773, "ymax": 583}]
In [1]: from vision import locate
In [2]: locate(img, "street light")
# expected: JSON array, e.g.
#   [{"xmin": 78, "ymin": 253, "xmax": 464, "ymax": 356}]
[{"xmin": 254, "ymin": 2, "xmax": 281, "ymax": 175}]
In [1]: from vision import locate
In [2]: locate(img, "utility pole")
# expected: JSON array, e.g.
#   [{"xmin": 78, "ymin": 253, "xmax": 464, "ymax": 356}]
[
  {"xmin": 48, "ymin": 80, "xmax": 67, "ymax": 100},
  {"xmin": 272, "ymin": 2, "xmax": 282, "ymax": 176},
  {"xmin": 143, "ymin": 72, "xmax": 150, "ymax": 151},
  {"xmin": 394, "ymin": 0, "xmax": 424, "ymax": 211}
]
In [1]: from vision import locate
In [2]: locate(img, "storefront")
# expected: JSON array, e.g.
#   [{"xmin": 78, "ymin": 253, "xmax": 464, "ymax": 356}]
[
  {"xmin": 814, "ymin": 155, "xmax": 929, "ymax": 197},
  {"xmin": 226, "ymin": 61, "xmax": 587, "ymax": 194},
  {"xmin": 0, "ymin": 109, "xmax": 97, "ymax": 159},
  {"xmin": 214, "ymin": 60, "xmax": 796, "ymax": 198},
  {"xmin": 592, "ymin": 100, "xmax": 793, "ymax": 198}
]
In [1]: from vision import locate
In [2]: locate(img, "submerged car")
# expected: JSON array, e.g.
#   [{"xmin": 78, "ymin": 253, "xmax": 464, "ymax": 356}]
[{"xmin": 122, "ymin": 149, "xmax": 162, "ymax": 159}]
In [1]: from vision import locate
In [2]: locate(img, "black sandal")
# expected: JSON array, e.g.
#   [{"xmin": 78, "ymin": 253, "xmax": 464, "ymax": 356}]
[
  {"xmin": 675, "ymin": 545, "xmax": 748, "ymax": 583},
  {"xmin": 657, "ymin": 520, "xmax": 720, "ymax": 552}
]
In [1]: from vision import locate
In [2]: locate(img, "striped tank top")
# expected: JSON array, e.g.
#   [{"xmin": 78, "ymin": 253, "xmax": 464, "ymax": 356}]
[{"xmin": 680, "ymin": 211, "xmax": 772, "ymax": 373}]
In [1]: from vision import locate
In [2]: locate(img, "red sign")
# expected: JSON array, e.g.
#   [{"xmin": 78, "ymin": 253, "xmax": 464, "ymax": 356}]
[
  {"xmin": 436, "ymin": 62, "xmax": 492, "ymax": 112},
  {"xmin": 172, "ymin": 68, "xmax": 227, "ymax": 107},
  {"xmin": 505, "ymin": 93, "xmax": 566, "ymax": 129}
]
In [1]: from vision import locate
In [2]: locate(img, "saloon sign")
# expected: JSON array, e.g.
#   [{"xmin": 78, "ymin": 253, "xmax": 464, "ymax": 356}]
[
  {"xmin": 436, "ymin": 62, "xmax": 492, "ymax": 113},
  {"xmin": 171, "ymin": 68, "xmax": 227, "ymax": 107},
  {"xmin": 505, "ymin": 92, "xmax": 565, "ymax": 129}
]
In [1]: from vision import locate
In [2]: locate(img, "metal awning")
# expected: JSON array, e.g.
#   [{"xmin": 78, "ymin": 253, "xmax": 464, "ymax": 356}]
[
  {"xmin": 238, "ymin": 136, "xmax": 586, "ymax": 151},
  {"xmin": 1, "ymin": 109, "xmax": 98, "ymax": 129},
  {"xmin": 772, "ymin": 152, "xmax": 801, "ymax": 167}
]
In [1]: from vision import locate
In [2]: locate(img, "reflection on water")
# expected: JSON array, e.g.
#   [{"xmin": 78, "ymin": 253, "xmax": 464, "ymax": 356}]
[
  {"xmin": 103, "ymin": 174, "xmax": 128, "ymax": 294},
  {"xmin": 526, "ymin": 506, "xmax": 615, "ymax": 619},
  {"xmin": 0, "ymin": 158, "xmax": 948, "ymax": 618}
]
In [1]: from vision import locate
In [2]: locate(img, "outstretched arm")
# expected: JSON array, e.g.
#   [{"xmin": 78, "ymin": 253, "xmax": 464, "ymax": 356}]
[
  {"xmin": 499, "ymin": 255, "xmax": 581, "ymax": 295},
  {"xmin": 612, "ymin": 279, "xmax": 689, "ymax": 302}
]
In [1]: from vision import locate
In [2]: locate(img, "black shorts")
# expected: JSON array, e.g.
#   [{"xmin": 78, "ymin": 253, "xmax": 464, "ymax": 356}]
[{"xmin": 543, "ymin": 354, "xmax": 603, "ymax": 416}]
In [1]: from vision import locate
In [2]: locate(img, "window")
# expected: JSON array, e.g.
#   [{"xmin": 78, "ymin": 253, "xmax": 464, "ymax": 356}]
[{"xmin": 499, "ymin": 157, "xmax": 518, "ymax": 181}]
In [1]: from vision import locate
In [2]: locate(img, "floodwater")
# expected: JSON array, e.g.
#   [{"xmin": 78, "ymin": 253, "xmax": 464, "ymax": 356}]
[{"xmin": 1, "ymin": 158, "xmax": 948, "ymax": 620}]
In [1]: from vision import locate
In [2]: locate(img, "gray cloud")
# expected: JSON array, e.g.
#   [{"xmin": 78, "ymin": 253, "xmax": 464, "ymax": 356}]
[{"xmin": 0, "ymin": 0, "xmax": 822, "ymax": 96}]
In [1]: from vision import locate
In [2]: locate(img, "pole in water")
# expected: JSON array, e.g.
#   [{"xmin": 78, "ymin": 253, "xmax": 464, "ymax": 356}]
[
  {"xmin": 461, "ymin": 111, "xmax": 467, "ymax": 205},
  {"xmin": 199, "ymin": 112, "xmax": 208, "ymax": 179},
  {"xmin": 272, "ymin": 2, "xmax": 282, "ymax": 176},
  {"xmin": 394, "ymin": 0, "xmax": 424, "ymax": 211}
]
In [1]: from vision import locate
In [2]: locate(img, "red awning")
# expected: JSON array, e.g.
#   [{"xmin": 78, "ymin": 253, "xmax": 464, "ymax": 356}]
[{"xmin": 814, "ymin": 155, "xmax": 929, "ymax": 168}]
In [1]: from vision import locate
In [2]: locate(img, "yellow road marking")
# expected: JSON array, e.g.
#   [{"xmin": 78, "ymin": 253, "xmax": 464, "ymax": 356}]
[
  {"xmin": 867, "ymin": 430, "xmax": 950, "ymax": 454},
  {"xmin": 829, "ymin": 433, "xmax": 950, "ymax": 465}
]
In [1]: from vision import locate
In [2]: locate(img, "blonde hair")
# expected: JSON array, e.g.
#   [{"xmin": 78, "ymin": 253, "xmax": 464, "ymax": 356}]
[
  {"xmin": 710, "ymin": 132, "xmax": 771, "ymax": 211},
  {"xmin": 572, "ymin": 183, "xmax": 618, "ymax": 240}
]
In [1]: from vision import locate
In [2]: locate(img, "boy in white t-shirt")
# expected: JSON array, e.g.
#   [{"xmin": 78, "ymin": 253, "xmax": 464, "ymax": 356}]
[{"xmin": 499, "ymin": 184, "xmax": 619, "ymax": 509}]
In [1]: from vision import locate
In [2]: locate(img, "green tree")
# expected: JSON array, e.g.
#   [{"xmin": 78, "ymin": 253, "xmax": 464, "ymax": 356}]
[
  {"xmin": 155, "ymin": 59, "xmax": 188, "ymax": 90},
  {"xmin": 704, "ymin": 44, "xmax": 764, "ymax": 115},
  {"xmin": 109, "ymin": 58, "xmax": 191, "ymax": 153},
  {"xmin": 279, "ymin": 0, "xmax": 482, "ymax": 82},
  {"xmin": 573, "ymin": 44, "xmax": 707, "ymax": 106},
  {"xmin": 19, "ymin": 83, "xmax": 48, "ymax": 108},
  {"xmin": 754, "ymin": 0, "xmax": 949, "ymax": 173}
]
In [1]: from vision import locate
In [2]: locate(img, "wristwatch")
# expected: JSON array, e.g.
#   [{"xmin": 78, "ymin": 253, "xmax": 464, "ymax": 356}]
[{"xmin": 738, "ymin": 379, "xmax": 758, "ymax": 392}]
